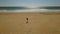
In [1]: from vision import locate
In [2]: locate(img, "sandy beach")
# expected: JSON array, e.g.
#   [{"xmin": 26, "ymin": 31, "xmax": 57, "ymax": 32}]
[{"xmin": 0, "ymin": 12, "xmax": 60, "ymax": 34}]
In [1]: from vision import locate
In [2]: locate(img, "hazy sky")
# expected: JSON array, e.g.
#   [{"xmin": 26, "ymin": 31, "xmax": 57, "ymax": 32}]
[{"xmin": 0, "ymin": 0, "xmax": 60, "ymax": 7}]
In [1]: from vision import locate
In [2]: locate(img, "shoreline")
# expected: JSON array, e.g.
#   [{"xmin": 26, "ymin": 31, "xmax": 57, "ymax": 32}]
[{"xmin": 0, "ymin": 12, "xmax": 60, "ymax": 15}]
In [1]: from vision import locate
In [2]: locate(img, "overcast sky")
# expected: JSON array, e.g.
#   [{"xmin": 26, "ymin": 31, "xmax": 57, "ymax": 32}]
[{"xmin": 0, "ymin": 0, "xmax": 60, "ymax": 7}]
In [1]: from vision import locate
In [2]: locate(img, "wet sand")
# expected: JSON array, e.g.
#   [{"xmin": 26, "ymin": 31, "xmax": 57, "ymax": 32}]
[{"xmin": 0, "ymin": 12, "xmax": 60, "ymax": 34}]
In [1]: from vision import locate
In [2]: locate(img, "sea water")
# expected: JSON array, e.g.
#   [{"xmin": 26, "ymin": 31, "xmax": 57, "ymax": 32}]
[{"xmin": 0, "ymin": 7, "xmax": 60, "ymax": 12}]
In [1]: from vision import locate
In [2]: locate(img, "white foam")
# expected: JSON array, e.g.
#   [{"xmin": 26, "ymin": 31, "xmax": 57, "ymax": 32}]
[{"xmin": 0, "ymin": 9, "xmax": 60, "ymax": 12}]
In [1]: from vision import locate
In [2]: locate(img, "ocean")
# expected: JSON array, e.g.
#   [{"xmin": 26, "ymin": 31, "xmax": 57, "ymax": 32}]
[{"xmin": 0, "ymin": 7, "xmax": 60, "ymax": 12}]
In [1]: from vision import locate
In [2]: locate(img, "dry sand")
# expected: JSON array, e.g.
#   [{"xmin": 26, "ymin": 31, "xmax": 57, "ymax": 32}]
[{"xmin": 0, "ymin": 12, "xmax": 60, "ymax": 34}]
